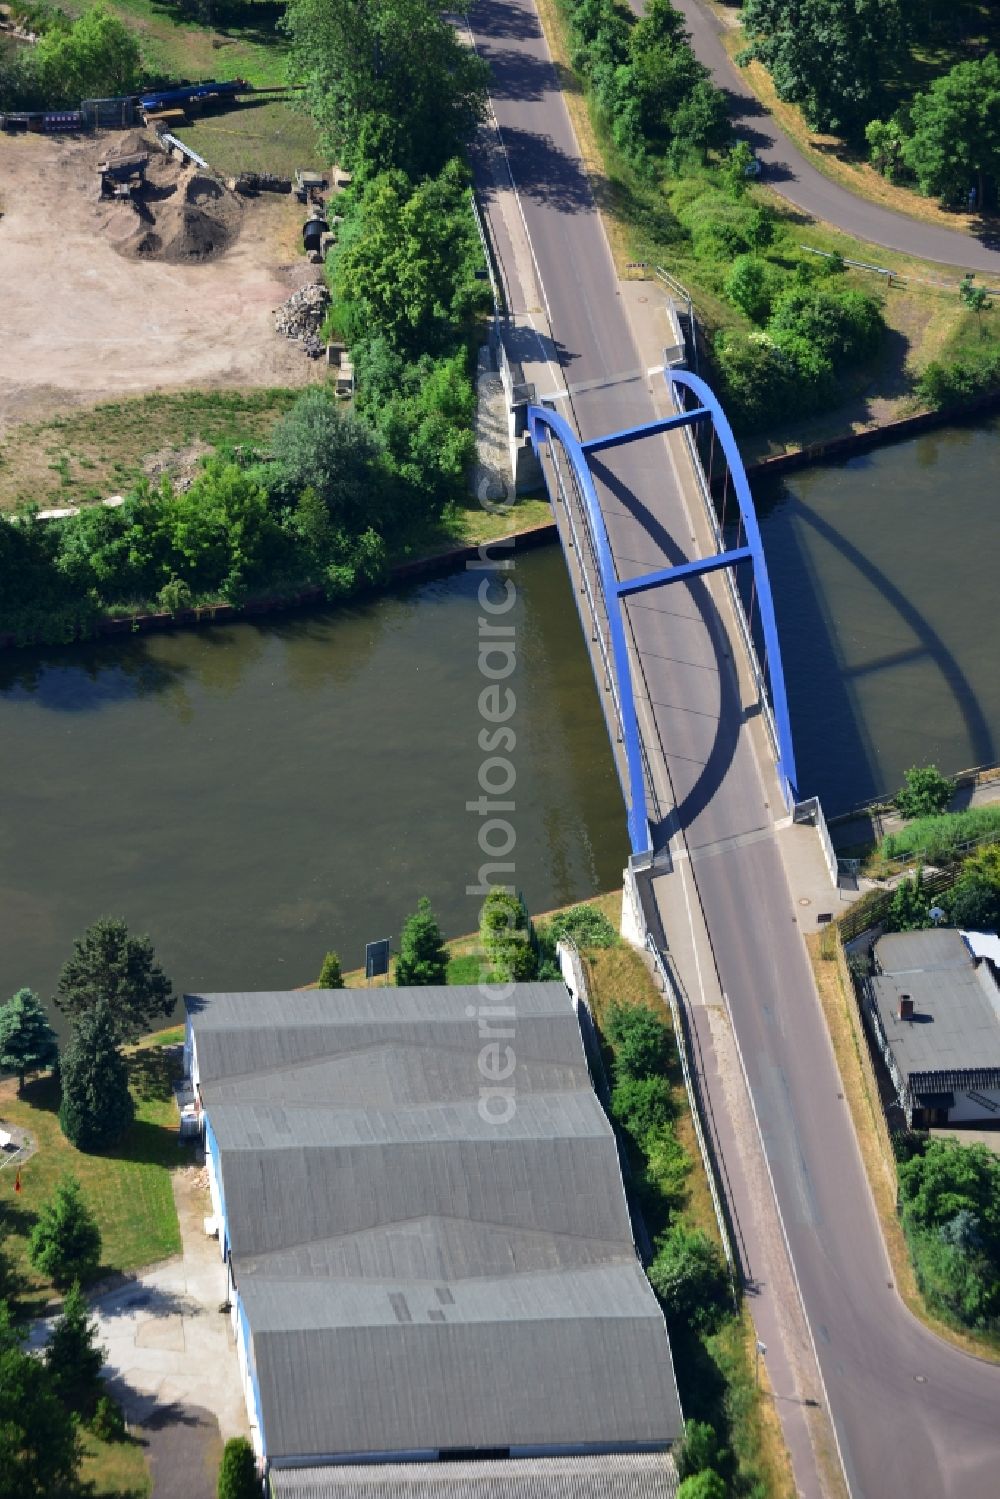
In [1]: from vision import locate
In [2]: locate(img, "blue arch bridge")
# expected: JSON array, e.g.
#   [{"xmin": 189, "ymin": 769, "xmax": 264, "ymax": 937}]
[{"xmin": 526, "ymin": 366, "xmax": 817, "ymax": 870}]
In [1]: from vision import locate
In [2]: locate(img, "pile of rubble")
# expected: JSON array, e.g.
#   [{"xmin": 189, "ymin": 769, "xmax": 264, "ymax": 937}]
[{"xmin": 273, "ymin": 282, "xmax": 330, "ymax": 358}]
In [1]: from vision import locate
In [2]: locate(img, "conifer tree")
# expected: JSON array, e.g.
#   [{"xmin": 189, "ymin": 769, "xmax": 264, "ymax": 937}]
[
  {"xmin": 45, "ymin": 1282, "xmax": 105, "ymax": 1417},
  {"xmin": 0, "ymin": 988, "xmax": 58, "ymax": 1092},
  {"xmin": 395, "ymin": 898, "xmax": 448, "ymax": 987},
  {"xmin": 29, "ymin": 1176, "xmax": 102, "ymax": 1289},
  {"xmin": 58, "ymin": 1002, "xmax": 134, "ymax": 1153}
]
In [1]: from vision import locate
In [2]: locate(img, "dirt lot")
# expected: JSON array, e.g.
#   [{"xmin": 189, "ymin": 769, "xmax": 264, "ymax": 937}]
[{"xmin": 0, "ymin": 129, "xmax": 323, "ymax": 432}]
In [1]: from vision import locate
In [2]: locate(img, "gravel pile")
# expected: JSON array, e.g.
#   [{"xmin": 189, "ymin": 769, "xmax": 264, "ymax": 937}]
[{"xmin": 274, "ymin": 283, "xmax": 330, "ymax": 357}]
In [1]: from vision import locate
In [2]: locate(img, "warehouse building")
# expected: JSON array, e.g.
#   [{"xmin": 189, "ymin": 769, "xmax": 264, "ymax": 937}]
[
  {"xmin": 863, "ymin": 929, "xmax": 1000, "ymax": 1126},
  {"xmin": 183, "ymin": 984, "xmax": 683, "ymax": 1497}
]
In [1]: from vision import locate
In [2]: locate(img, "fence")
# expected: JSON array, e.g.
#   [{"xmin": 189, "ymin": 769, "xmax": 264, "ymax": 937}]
[
  {"xmin": 81, "ymin": 95, "xmax": 137, "ymax": 130},
  {"xmin": 838, "ymin": 867, "xmax": 953, "ymax": 943}
]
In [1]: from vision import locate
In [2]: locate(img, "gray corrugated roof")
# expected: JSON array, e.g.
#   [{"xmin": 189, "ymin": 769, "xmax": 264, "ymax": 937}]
[
  {"xmin": 187, "ymin": 983, "xmax": 682, "ymax": 1458},
  {"xmin": 221, "ymin": 1116, "xmax": 630, "ymax": 1260},
  {"xmin": 269, "ymin": 1453, "xmax": 679, "ymax": 1499},
  {"xmin": 252, "ymin": 1311, "xmax": 676, "ymax": 1456},
  {"xmin": 870, "ymin": 931, "xmax": 1000, "ymax": 1080}
]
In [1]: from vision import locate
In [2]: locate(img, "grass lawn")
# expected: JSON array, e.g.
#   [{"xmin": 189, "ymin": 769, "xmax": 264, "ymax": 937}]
[
  {"xmin": 0, "ymin": 1036, "xmax": 185, "ymax": 1311},
  {"xmin": 0, "ymin": 388, "xmax": 302, "ymax": 514},
  {"xmin": 172, "ymin": 96, "xmax": 320, "ymax": 178},
  {"xmin": 80, "ymin": 1428, "xmax": 152, "ymax": 1499}
]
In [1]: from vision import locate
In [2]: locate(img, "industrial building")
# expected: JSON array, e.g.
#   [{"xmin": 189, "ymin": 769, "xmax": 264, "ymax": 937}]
[
  {"xmin": 183, "ymin": 983, "xmax": 682, "ymax": 1497},
  {"xmin": 862, "ymin": 929, "xmax": 1000, "ymax": 1126}
]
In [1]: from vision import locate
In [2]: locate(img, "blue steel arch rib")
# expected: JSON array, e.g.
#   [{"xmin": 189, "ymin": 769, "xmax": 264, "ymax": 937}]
[{"xmin": 528, "ymin": 372, "xmax": 798, "ymax": 858}]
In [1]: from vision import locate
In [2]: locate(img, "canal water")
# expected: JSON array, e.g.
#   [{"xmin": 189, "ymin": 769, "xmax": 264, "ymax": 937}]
[
  {"xmin": 0, "ymin": 547, "xmax": 628, "ymax": 1018},
  {"xmin": 757, "ymin": 415, "xmax": 1000, "ymax": 816},
  {"xmin": 3, "ymin": 417, "xmax": 998, "ymax": 1014}
]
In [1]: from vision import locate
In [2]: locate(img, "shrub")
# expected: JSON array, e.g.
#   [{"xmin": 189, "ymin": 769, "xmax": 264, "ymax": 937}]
[
  {"xmin": 29, "ymin": 1176, "xmax": 102, "ymax": 1289},
  {"xmin": 545, "ymin": 903, "xmax": 619, "ymax": 950},
  {"xmin": 643, "ymin": 1124, "xmax": 692, "ymax": 1210},
  {"xmin": 713, "ymin": 329, "xmax": 796, "ymax": 431},
  {"xmin": 946, "ymin": 875, "xmax": 1000, "ymax": 932},
  {"xmin": 647, "ymin": 1223, "xmax": 730, "ymax": 1333},
  {"xmin": 883, "ymin": 869, "xmax": 932, "ymax": 934},
  {"xmin": 677, "ymin": 1473, "xmax": 727, "ymax": 1499},
  {"xmin": 724, "ymin": 255, "xmax": 778, "ymax": 323},
  {"xmin": 677, "ymin": 1419, "xmax": 727, "ymax": 1481},
  {"xmin": 895, "ymin": 764, "xmax": 955, "ymax": 820},
  {"xmin": 90, "ymin": 1393, "xmax": 127, "ymax": 1442},
  {"xmin": 605, "ymin": 1001, "xmax": 671, "ymax": 1080},
  {"xmin": 610, "ymin": 1073, "xmax": 675, "ymax": 1144},
  {"xmin": 317, "ymin": 952, "xmax": 344, "ymax": 988},
  {"xmin": 479, "ymin": 888, "xmax": 538, "ymax": 982},
  {"xmin": 218, "ymin": 1435, "xmax": 259, "ymax": 1499},
  {"xmin": 767, "ymin": 286, "xmax": 883, "ymax": 365}
]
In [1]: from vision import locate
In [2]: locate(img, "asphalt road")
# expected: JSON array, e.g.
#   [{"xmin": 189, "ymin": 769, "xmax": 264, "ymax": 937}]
[
  {"xmin": 670, "ymin": 0, "xmax": 1000, "ymax": 274},
  {"xmin": 467, "ymin": 0, "xmax": 1000, "ymax": 1493}
]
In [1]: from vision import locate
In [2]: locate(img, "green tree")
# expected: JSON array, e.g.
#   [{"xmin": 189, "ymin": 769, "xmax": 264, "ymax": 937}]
[
  {"xmin": 29, "ymin": 1176, "xmax": 102, "ymax": 1290},
  {"xmin": 45, "ymin": 1282, "xmax": 105, "ymax": 1418},
  {"xmin": 903, "ymin": 55, "xmax": 1000, "ymax": 207},
  {"xmin": 647, "ymin": 1223, "xmax": 730, "ymax": 1332},
  {"xmin": 610, "ymin": 1074, "xmax": 675, "ymax": 1145},
  {"xmin": 898, "ymin": 1139, "xmax": 1000, "ymax": 1243},
  {"xmin": 217, "ymin": 1435, "xmax": 259, "ymax": 1499},
  {"xmin": 895, "ymin": 764, "xmax": 955, "ymax": 819},
  {"xmin": 959, "ymin": 275, "xmax": 992, "ymax": 336},
  {"xmin": 739, "ymin": 0, "xmax": 902, "ymax": 136},
  {"xmin": 605, "ymin": 1001, "xmax": 671, "ymax": 1080},
  {"xmin": 327, "ymin": 160, "xmax": 489, "ymax": 356},
  {"xmin": 722, "ymin": 140, "xmax": 756, "ymax": 198},
  {"xmin": 677, "ymin": 1473, "xmax": 727, "ymax": 1499},
  {"xmin": 677, "ymin": 1420, "xmax": 727, "ymax": 1482},
  {"xmin": 0, "ymin": 1332, "xmax": 81, "ymax": 1499},
  {"xmin": 317, "ymin": 951, "xmax": 344, "ymax": 988},
  {"xmin": 283, "ymin": 0, "xmax": 488, "ymax": 178},
  {"xmin": 53, "ymin": 916, "xmax": 173, "ymax": 1043},
  {"xmin": 58, "ymin": 1002, "xmax": 134, "ymax": 1153},
  {"xmin": 947, "ymin": 874, "xmax": 1000, "ymax": 932},
  {"xmin": 33, "ymin": 3, "xmax": 143, "ymax": 109},
  {"xmin": 0, "ymin": 987, "xmax": 58, "ymax": 1092},
  {"xmin": 479, "ymin": 888, "xmax": 538, "ymax": 982},
  {"xmin": 866, "ymin": 116, "xmax": 906, "ymax": 179},
  {"xmin": 396, "ymin": 897, "xmax": 448, "ymax": 987},
  {"xmin": 643, "ymin": 1125, "xmax": 692, "ymax": 1210},
  {"xmin": 270, "ymin": 391, "xmax": 385, "ymax": 533},
  {"xmin": 724, "ymin": 255, "xmax": 776, "ymax": 323},
  {"xmin": 884, "ymin": 869, "xmax": 932, "ymax": 933}
]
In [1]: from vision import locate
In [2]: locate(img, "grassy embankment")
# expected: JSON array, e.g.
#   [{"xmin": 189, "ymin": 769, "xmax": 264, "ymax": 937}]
[
  {"xmin": 807, "ymin": 928, "xmax": 1000, "ymax": 1361},
  {"xmin": 535, "ymin": 0, "xmax": 999, "ymax": 462},
  {"xmin": 61, "ymin": 0, "xmax": 317, "ymax": 176},
  {"xmin": 711, "ymin": 0, "xmax": 996, "ymax": 231}
]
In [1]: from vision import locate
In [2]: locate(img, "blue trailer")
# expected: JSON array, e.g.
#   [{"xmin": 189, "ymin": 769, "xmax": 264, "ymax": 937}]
[{"xmin": 138, "ymin": 79, "xmax": 247, "ymax": 113}]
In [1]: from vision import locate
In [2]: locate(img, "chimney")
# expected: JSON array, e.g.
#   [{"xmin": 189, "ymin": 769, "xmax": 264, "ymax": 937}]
[{"xmin": 898, "ymin": 993, "xmax": 914, "ymax": 1022}]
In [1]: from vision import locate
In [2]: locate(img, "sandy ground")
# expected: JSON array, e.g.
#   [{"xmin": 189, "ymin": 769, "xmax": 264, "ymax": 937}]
[{"xmin": 0, "ymin": 130, "xmax": 322, "ymax": 432}]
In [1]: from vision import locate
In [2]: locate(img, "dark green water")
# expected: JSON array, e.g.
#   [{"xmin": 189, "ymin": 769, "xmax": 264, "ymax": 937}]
[
  {"xmin": 0, "ymin": 547, "xmax": 627, "ymax": 1018},
  {"xmin": 758, "ymin": 415, "xmax": 1000, "ymax": 816}
]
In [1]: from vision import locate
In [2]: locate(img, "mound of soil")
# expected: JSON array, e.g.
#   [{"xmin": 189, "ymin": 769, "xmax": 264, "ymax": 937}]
[{"xmin": 99, "ymin": 137, "xmax": 243, "ymax": 264}]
